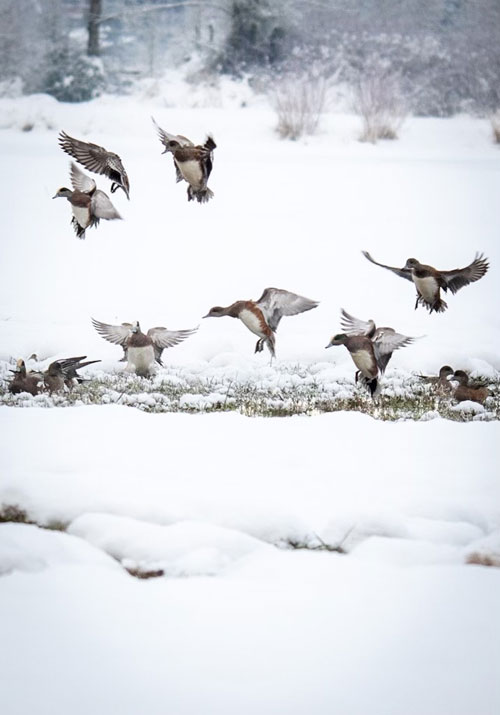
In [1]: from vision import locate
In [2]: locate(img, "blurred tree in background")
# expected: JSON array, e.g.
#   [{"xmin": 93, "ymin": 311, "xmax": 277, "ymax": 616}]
[{"xmin": 0, "ymin": 0, "xmax": 498, "ymax": 114}]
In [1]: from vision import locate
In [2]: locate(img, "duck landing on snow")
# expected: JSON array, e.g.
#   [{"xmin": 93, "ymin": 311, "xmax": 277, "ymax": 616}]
[
  {"xmin": 203, "ymin": 287, "xmax": 319, "ymax": 358},
  {"xmin": 325, "ymin": 308, "xmax": 418, "ymax": 396},
  {"xmin": 152, "ymin": 118, "xmax": 216, "ymax": 204},
  {"xmin": 92, "ymin": 319, "xmax": 198, "ymax": 377}
]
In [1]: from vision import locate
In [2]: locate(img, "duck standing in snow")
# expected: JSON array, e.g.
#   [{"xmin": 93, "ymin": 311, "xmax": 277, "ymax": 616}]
[
  {"xmin": 53, "ymin": 163, "xmax": 122, "ymax": 239},
  {"xmin": 58, "ymin": 131, "xmax": 130, "ymax": 199},
  {"xmin": 452, "ymin": 370, "xmax": 489, "ymax": 405},
  {"xmin": 203, "ymin": 287, "xmax": 319, "ymax": 358},
  {"xmin": 92, "ymin": 319, "xmax": 198, "ymax": 377},
  {"xmin": 152, "ymin": 118, "xmax": 216, "ymax": 203},
  {"xmin": 325, "ymin": 309, "xmax": 417, "ymax": 396},
  {"xmin": 362, "ymin": 251, "xmax": 489, "ymax": 313}
]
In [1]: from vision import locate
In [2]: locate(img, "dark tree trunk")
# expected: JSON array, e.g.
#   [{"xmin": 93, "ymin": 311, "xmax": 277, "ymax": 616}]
[{"xmin": 87, "ymin": 0, "xmax": 102, "ymax": 56}]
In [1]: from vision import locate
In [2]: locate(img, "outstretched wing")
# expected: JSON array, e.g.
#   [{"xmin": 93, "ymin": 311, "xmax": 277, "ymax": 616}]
[
  {"xmin": 92, "ymin": 318, "xmax": 132, "ymax": 347},
  {"xmin": 362, "ymin": 251, "xmax": 413, "ymax": 282},
  {"xmin": 91, "ymin": 190, "xmax": 122, "ymax": 221},
  {"xmin": 70, "ymin": 162, "xmax": 96, "ymax": 193},
  {"xmin": 440, "ymin": 253, "xmax": 489, "ymax": 294},
  {"xmin": 255, "ymin": 287, "xmax": 319, "ymax": 331},
  {"xmin": 147, "ymin": 326, "xmax": 198, "ymax": 364},
  {"xmin": 151, "ymin": 117, "xmax": 194, "ymax": 150},
  {"xmin": 59, "ymin": 131, "xmax": 129, "ymax": 198},
  {"xmin": 340, "ymin": 308, "xmax": 375, "ymax": 337},
  {"xmin": 373, "ymin": 329, "xmax": 416, "ymax": 374}
]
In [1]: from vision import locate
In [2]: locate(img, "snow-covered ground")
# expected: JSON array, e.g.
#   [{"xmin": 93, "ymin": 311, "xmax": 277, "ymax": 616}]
[{"xmin": 1, "ymin": 80, "xmax": 499, "ymax": 714}]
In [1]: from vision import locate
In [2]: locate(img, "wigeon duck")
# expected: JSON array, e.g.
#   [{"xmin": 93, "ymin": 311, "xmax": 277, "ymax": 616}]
[
  {"xmin": 8, "ymin": 359, "xmax": 43, "ymax": 396},
  {"xmin": 44, "ymin": 356, "xmax": 101, "ymax": 393},
  {"xmin": 452, "ymin": 370, "xmax": 489, "ymax": 405},
  {"xmin": 92, "ymin": 319, "xmax": 198, "ymax": 376},
  {"xmin": 419, "ymin": 365, "xmax": 454, "ymax": 392},
  {"xmin": 362, "ymin": 251, "xmax": 489, "ymax": 313},
  {"xmin": 203, "ymin": 287, "xmax": 319, "ymax": 358},
  {"xmin": 326, "ymin": 309, "xmax": 417, "ymax": 396},
  {"xmin": 152, "ymin": 118, "xmax": 216, "ymax": 203},
  {"xmin": 58, "ymin": 131, "xmax": 130, "ymax": 199},
  {"xmin": 53, "ymin": 163, "xmax": 122, "ymax": 239}
]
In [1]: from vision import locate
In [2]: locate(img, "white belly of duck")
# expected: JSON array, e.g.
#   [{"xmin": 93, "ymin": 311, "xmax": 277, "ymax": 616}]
[
  {"xmin": 71, "ymin": 204, "xmax": 90, "ymax": 228},
  {"xmin": 177, "ymin": 159, "xmax": 204, "ymax": 189},
  {"xmin": 351, "ymin": 349, "xmax": 377, "ymax": 379},
  {"xmin": 414, "ymin": 275, "xmax": 439, "ymax": 303},
  {"xmin": 239, "ymin": 308, "xmax": 266, "ymax": 338},
  {"xmin": 127, "ymin": 345, "xmax": 155, "ymax": 375}
]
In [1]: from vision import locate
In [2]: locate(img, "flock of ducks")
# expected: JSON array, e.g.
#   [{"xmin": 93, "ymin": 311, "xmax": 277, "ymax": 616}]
[{"xmin": 7, "ymin": 126, "xmax": 493, "ymax": 404}]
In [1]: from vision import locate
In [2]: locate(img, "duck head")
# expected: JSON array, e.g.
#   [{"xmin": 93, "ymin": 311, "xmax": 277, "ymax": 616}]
[
  {"xmin": 325, "ymin": 333, "xmax": 348, "ymax": 349},
  {"xmin": 404, "ymin": 258, "xmax": 419, "ymax": 270},
  {"xmin": 203, "ymin": 306, "xmax": 227, "ymax": 319},
  {"xmin": 52, "ymin": 187, "xmax": 72, "ymax": 199}
]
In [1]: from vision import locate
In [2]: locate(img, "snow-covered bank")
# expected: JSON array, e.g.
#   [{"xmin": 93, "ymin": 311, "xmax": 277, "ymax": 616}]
[{"xmin": 1, "ymin": 407, "xmax": 500, "ymax": 715}]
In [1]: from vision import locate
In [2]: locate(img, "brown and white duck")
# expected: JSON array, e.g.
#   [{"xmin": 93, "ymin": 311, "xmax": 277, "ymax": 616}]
[
  {"xmin": 326, "ymin": 309, "xmax": 417, "ymax": 396},
  {"xmin": 92, "ymin": 319, "xmax": 198, "ymax": 376},
  {"xmin": 203, "ymin": 287, "xmax": 319, "ymax": 358},
  {"xmin": 152, "ymin": 118, "xmax": 216, "ymax": 203},
  {"xmin": 43, "ymin": 356, "xmax": 101, "ymax": 393},
  {"xmin": 58, "ymin": 131, "xmax": 130, "ymax": 199},
  {"xmin": 362, "ymin": 251, "xmax": 489, "ymax": 313},
  {"xmin": 419, "ymin": 365, "xmax": 454, "ymax": 393},
  {"xmin": 53, "ymin": 163, "xmax": 122, "ymax": 239},
  {"xmin": 452, "ymin": 370, "xmax": 489, "ymax": 405},
  {"xmin": 8, "ymin": 359, "xmax": 43, "ymax": 396}
]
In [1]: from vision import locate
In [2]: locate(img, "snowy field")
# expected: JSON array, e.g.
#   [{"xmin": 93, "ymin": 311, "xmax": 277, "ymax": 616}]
[{"xmin": 1, "ymin": 81, "xmax": 500, "ymax": 714}]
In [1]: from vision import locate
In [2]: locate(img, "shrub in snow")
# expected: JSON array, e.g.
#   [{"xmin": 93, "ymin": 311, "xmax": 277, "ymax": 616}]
[
  {"xmin": 38, "ymin": 48, "xmax": 105, "ymax": 103},
  {"xmin": 353, "ymin": 69, "xmax": 407, "ymax": 143},
  {"xmin": 272, "ymin": 75, "xmax": 326, "ymax": 140}
]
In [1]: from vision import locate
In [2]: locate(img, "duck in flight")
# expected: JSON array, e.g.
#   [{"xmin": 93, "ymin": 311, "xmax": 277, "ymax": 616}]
[
  {"xmin": 362, "ymin": 251, "xmax": 489, "ymax": 313},
  {"xmin": 58, "ymin": 130, "xmax": 130, "ymax": 199},
  {"xmin": 152, "ymin": 117, "xmax": 216, "ymax": 203},
  {"xmin": 53, "ymin": 163, "xmax": 122, "ymax": 239},
  {"xmin": 203, "ymin": 287, "xmax": 319, "ymax": 358},
  {"xmin": 325, "ymin": 308, "xmax": 418, "ymax": 396}
]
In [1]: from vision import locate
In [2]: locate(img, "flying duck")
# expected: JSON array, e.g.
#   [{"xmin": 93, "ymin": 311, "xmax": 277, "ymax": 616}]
[
  {"xmin": 452, "ymin": 370, "xmax": 490, "ymax": 405},
  {"xmin": 325, "ymin": 309, "xmax": 417, "ymax": 396},
  {"xmin": 8, "ymin": 359, "xmax": 43, "ymax": 396},
  {"xmin": 152, "ymin": 117, "xmax": 216, "ymax": 203},
  {"xmin": 362, "ymin": 251, "xmax": 489, "ymax": 313},
  {"xmin": 419, "ymin": 365, "xmax": 454, "ymax": 392},
  {"xmin": 58, "ymin": 131, "xmax": 130, "ymax": 199},
  {"xmin": 203, "ymin": 287, "xmax": 319, "ymax": 358},
  {"xmin": 92, "ymin": 319, "xmax": 198, "ymax": 376},
  {"xmin": 44, "ymin": 356, "xmax": 101, "ymax": 393},
  {"xmin": 53, "ymin": 163, "xmax": 122, "ymax": 239}
]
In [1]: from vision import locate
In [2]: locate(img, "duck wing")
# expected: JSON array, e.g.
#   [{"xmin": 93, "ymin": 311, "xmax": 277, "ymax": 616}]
[
  {"xmin": 151, "ymin": 117, "xmax": 194, "ymax": 150},
  {"xmin": 340, "ymin": 309, "xmax": 376, "ymax": 337},
  {"xmin": 91, "ymin": 319, "xmax": 133, "ymax": 347},
  {"xmin": 91, "ymin": 190, "xmax": 122, "ymax": 221},
  {"xmin": 256, "ymin": 287, "xmax": 319, "ymax": 331},
  {"xmin": 372, "ymin": 329, "xmax": 416, "ymax": 374},
  {"xmin": 59, "ymin": 131, "xmax": 130, "ymax": 199},
  {"xmin": 439, "ymin": 253, "xmax": 489, "ymax": 294},
  {"xmin": 70, "ymin": 162, "xmax": 96, "ymax": 193},
  {"xmin": 147, "ymin": 326, "xmax": 198, "ymax": 364},
  {"xmin": 362, "ymin": 251, "xmax": 413, "ymax": 282}
]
